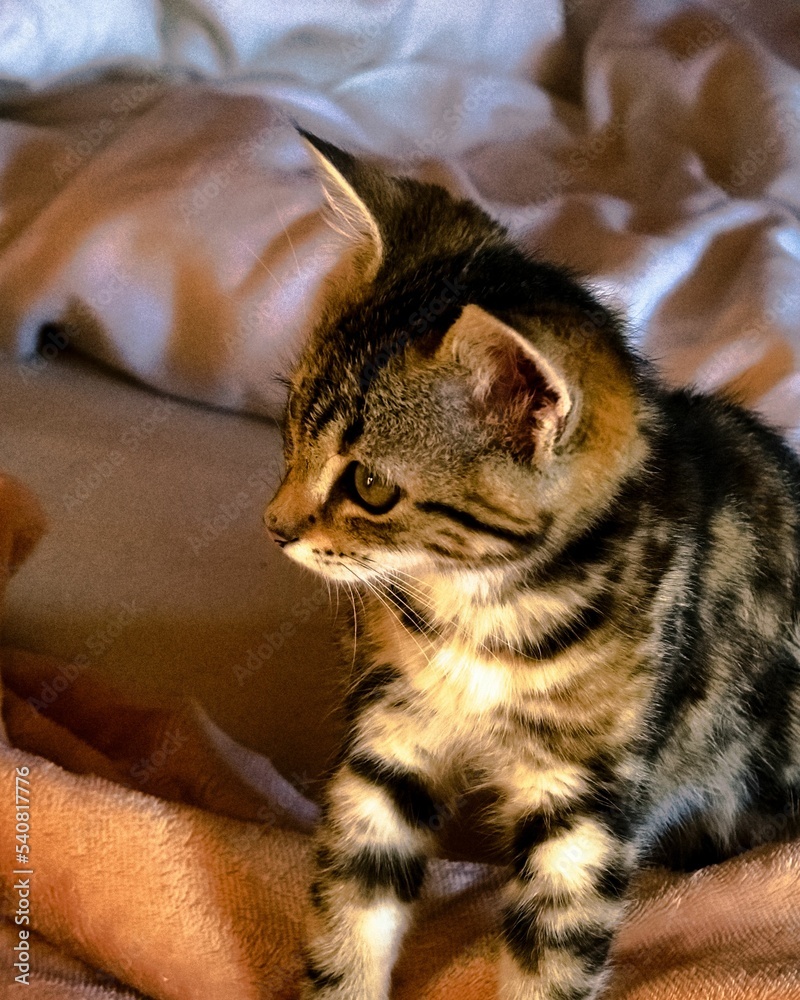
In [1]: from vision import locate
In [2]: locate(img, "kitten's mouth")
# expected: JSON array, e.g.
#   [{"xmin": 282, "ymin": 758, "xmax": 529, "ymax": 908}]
[
  {"xmin": 278, "ymin": 539, "xmax": 381, "ymax": 584},
  {"xmin": 279, "ymin": 537, "xmax": 433, "ymax": 588}
]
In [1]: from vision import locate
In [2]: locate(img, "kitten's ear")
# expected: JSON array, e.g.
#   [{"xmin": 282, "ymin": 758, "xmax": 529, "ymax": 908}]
[
  {"xmin": 440, "ymin": 304, "xmax": 574, "ymax": 461},
  {"xmin": 298, "ymin": 129, "xmax": 384, "ymax": 284}
]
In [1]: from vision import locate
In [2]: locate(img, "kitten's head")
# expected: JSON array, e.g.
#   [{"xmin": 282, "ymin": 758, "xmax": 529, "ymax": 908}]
[{"xmin": 266, "ymin": 132, "xmax": 649, "ymax": 585}]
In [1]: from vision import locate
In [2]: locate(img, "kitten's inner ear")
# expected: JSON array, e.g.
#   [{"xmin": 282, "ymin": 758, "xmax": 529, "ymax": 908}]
[
  {"xmin": 440, "ymin": 304, "xmax": 574, "ymax": 461},
  {"xmin": 300, "ymin": 133, "xmax": 383, "ymax": 285}
]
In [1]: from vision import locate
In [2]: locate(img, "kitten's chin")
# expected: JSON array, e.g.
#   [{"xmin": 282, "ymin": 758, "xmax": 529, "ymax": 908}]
[
  {"xmin": 280, "ymin": 540, "xmax": 428, "ymax": 584},
  {"xmin": 279, "ymin": 540, "xmax": 379, "ymax": 583}
]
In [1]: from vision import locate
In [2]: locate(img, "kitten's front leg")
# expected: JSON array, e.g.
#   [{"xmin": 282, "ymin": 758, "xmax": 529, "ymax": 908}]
[
  {"xmin": 499, "ymin": 770, "xmax": 636, "ymax": 1000},
  {"xmin": 301, "ymin": 750, "xmax": 441, "ymax": 999}
]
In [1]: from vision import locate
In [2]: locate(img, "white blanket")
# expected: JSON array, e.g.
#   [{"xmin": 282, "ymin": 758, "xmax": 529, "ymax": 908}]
[{"xmin": 2, "ymin": 0, "xmax": 800, "ymax": 441}]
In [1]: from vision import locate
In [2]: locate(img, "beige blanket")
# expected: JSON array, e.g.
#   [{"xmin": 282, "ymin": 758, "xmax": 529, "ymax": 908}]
[{"xmin": 1, "ymin": 473, "xmax": 799, "ymax": 999}]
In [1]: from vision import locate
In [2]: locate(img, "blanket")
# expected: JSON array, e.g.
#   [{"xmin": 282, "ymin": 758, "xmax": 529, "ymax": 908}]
[
  {"xmin": 3, "ymin": 0, "xmax": 800, "ymax": 997},
  {"xmin": 2, "ymin": 478, "xmax": 800, "ymax": 999}
]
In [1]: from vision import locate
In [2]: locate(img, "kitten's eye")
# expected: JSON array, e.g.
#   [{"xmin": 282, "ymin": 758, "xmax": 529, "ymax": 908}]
[{"xmin": 350, "ymin": 463, "xmax": 401, "ymax": 514}]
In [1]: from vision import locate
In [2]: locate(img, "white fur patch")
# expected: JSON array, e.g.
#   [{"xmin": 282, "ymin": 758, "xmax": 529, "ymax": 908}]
[
  {"xmin": 499, "ymin": 760, "xmax": 588, "ymax": 816},
  {"xmin": 431, "ymin": 644, "xmax": 512, "ymax": 710},
  {"xmin": 357, "ymin": 900, "xmax": 408, "ymax": 958},
  {"xmin": 306, "ymin": 889, "xmax": 411, "ymax": 1000},
  {"xmin": 332, "ymin": 771, "xmax": 424, "ymax": 850},
  {"xmin": 535, "ymin": 816, "xmax": 615, "ymax": 897}
]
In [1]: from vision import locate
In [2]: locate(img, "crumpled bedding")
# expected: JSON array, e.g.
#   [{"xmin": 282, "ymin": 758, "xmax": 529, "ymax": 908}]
[
  {"xmin": 3, "ymin": 1, "xmax": 800, "ymax": 998},
  {"xmin": 2, "ymin": 1, "xmax": 800, "ymax": 434}
]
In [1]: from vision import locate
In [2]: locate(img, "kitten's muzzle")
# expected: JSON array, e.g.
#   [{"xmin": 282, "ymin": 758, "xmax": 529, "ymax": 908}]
[
  {"xmin": 263, "ymin": 508, "xmax": 298, "ymax": 546},
  {"xmin": 265, "ymin": 475, "xmax": 317, "ymax": 546},
  {"xmin": 267, "ymin": 527, "xmax": 297, "ymax": 548}
]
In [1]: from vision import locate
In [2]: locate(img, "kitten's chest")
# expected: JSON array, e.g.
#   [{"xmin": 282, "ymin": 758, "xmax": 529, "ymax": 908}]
[
  {"xmin": 397, "ymin": 637, "xmax": 523, "ymax": 772},
  {"xmin": 362, "ymin": 593, "xmax": 571, "ymax": 754},
  {"xmin": 366, "ymin": 589, "xmax": 521, "ymax": 710},
  {"xmin": 358, "ymin": 585, "xmax": 649, "ymax": 775},
  {"xmin": 411, "ymin": 640, "xmax": 517, "ymax": 718}
]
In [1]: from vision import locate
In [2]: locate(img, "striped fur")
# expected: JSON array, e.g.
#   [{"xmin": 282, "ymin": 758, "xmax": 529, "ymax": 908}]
[{"xmin": 266, "ymin": 133, "xmax": 800, "ymax": 999}]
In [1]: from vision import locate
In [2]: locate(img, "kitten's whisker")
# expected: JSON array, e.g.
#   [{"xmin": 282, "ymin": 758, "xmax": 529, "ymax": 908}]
[
  {"xmin": 343, "ymin": 564, "xmax": 437, "ymax": 671},
  {"xmin": 390, "ymin": 562, "xmax": 642, "ymax": 657},
  {"xmin": 369, "ymin": 563, "xmax": 488, "ymax": 645},
  {"xmin": 382, "ymin": 565, "xmax": 532, "ymax": 667},
  {"xmin": 348, "ymin": 559, "xmax": 450, "ymax": 647},
  {"xmin": 379, "ymin": 567, "xmax": 526, "ymax": 674},
  {"xmin": 343, "ymin": 580, "xmax": 359, "ymax": 681},
  {"xmin": 267, "ymin": 188, "xmax": 302, "ymax": 281},
  {"xmin": 235, "ymin": 237, "xmax": 285, "ymax": 290}
]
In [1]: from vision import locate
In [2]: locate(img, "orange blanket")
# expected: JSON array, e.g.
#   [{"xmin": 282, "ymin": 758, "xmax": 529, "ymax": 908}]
[{"xmin": 1, "ymin": 472, "xmax": 799, "ymax": 1000}]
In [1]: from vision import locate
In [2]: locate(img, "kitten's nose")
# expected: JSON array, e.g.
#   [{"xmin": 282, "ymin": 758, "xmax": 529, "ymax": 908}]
[
  {"xmin": 266, "ymin": 477, "xmax": 314, "ymax": 545},
  {"xmin": 264, "ymin": 506, "xmax": 300, "ymax": 547}
]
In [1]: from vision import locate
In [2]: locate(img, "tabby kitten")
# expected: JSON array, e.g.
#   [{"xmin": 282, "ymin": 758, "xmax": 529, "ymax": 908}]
[{"xmin": 266, "ymin": 130, "xmax": 800, "ymax": 1000}]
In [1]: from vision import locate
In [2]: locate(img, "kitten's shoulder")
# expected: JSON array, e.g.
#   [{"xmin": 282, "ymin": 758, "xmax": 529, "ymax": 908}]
[{"xmin": 653, "ymin": 385, "xmax": 800, "ymax": 516}]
